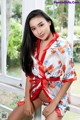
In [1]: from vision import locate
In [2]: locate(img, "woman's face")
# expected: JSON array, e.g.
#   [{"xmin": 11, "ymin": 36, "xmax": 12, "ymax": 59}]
[{"xmin": 29, "ymin": 16, "xmax": 51, "ymax": 41}]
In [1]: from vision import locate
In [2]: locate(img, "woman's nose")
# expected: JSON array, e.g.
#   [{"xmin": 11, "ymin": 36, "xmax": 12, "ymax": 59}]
[{"xmin": 37, "ymin": 28, "xmax": 42, "ymax": 34}]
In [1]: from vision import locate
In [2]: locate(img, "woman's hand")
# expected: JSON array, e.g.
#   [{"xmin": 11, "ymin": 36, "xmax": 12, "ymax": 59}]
[
  {"xmin": 24, "ymin": 100, "xmax": 34, "ymax": 117},
  {"xmin": 42, "ymin": 101, "xmax": 57, "ymax": 118}
]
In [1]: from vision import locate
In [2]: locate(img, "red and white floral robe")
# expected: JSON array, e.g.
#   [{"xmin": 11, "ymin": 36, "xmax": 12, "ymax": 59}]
[{"xmin": 18, "ymin": 32, "xmax": 76, "ymax": 116}]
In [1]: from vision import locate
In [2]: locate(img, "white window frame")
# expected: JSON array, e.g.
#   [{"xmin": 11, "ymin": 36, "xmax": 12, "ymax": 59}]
[{"xmin": 0, "ymin": 0, "xmax": 23, "ymax": 89}]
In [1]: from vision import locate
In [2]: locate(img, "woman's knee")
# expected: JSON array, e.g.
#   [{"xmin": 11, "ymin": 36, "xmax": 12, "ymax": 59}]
[
  {"xmin": 8, "ymin": 113, "xmax": 14, "ymax": 120},
  {"xmin": 8, "ymin": 106, "xmax": 25, "ymax": 120},
  {"xmin": 45, "ymin": 111, "xmax": 63, "ymax": 120},
  {"xmin": 8, "ymin": 115, "xmax": 14, "ymax": 120}
]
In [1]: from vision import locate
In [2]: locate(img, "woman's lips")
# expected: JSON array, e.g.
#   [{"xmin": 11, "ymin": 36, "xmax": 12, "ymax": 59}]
[{"xmin": 39, "ymin": 34, "xmax": 45, "ymax": 38}]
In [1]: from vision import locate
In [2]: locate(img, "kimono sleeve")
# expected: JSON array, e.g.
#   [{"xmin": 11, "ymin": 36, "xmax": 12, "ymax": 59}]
[{"xmin": 58, "ymin": 41, "xmax": 77, "ymax": 83}]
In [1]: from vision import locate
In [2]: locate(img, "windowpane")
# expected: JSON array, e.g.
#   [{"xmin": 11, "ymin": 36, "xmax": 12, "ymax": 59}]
[
  {"xmin": 45, "ymin": 1, "xmax": 68, "ymax": 38},
  {"xmin": 71, "ymin": 63, "xmax": 80, "ymax": 95},
  {"xmin": 6, "ymin": 0, "xmax": 22, "ymax": 78},
  {"xmin": 71, "ymin": 3, "xmax": 80, "ymax": 95},
  {"xmin": 0, "ymin": 1, "xmax": 1, "ymax": 73}
]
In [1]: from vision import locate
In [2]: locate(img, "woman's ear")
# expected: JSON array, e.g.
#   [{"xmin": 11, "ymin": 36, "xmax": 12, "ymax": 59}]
[{"xmin": 48, "ymin": 21, "xmax": 51, "ymax": 26}]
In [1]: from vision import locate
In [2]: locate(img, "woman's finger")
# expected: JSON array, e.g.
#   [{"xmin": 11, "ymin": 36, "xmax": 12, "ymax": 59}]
[{"xmin": 25, "ymin": 111, "xmax": 33, "ymax": 117}]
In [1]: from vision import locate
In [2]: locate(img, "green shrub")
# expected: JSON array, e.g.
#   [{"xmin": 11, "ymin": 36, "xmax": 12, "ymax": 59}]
[
  {"xmin": 73, "ymin": 43, "xmax": 80, "ymax": 63},
  {"xmin": 7, "ymin": 18, "xmax": 22, "ymax": 67},
  {"xmin": 74, "ymin": 26, "xmax": 80, "ymax": 36}
]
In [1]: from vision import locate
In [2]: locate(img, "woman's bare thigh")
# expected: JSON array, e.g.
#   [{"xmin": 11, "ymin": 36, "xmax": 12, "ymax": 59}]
[
  {"xmin": 32, "ymin": 97, "xmax": 43, "ymax": 109},
  {"xmin": 39, "ymin": 90, "xmax": 49, "ymax": 103},
  {"xmin": 8, "ymin": 98, "xmax": 42, "ymax": 120}
]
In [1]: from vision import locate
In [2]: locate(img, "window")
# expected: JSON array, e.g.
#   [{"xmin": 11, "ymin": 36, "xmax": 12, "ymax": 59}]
[
  {"xmin": 6, "ymin": 0, "xmax": 22, "ymax": 79},
  {"xmin": 0, "ymin": 1, "xmax": 1, "ymax": 73},
  {"xmin": 71, "ymin": 3, "xmax": 80, "ymax": 96},
  {"xmin": 0, "ymin": 0, "xmax": 23, "ymax": 88}
]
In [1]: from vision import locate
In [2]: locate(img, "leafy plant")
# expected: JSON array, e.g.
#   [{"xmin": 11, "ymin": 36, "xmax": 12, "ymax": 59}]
[
  {"xmin": 12, "ymin": 0, "xmax": 22, "ymax": 20},
  {"xmin": 73, "ymin": 43, "xmax": 80, "ymax": 63},
  {"xmin": 7, "ymin": 18, "xmax": 22, "ymax": 67}
]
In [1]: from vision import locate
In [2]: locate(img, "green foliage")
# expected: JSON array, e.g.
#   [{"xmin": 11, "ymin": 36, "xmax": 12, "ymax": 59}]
[
  {"xmin": 0, "ymin": 20, "xmax": 1, "ymax": 37},
  {"xmin": 45, "ymin": 0, "xmax": 68, "ymax": 30},
  {"xmin": 45, "ymin": 4, "xmax": 53, "ymax": 17},
  {"xmin": 75, "ymin": 3, "xmax": 80, "ymax": 25},
  {"xmin": 73, "ymin": 43, "xmax": 80, "ymax": 63},
  {"xmin": 8, "ymin": 95, "xmax": 23, "ymax": 109},
  {"xmin": 74, "ymin": 26, "xmax": 80, "ymax": 36},
  {"xmin": 59, "ymin": 28, "xmax": 68, "ymax": 38},
  {"xmin": 45, "ymin": 0, "xmax": 53, "ymax": 4},
  {"xmin": 45, "ymin": 0, "xmax": 80, "ymax": 32},
  {"xmin": 7, "ymin": 18, "xmax": 22, "ymax": 67},
  {"xmin": 45, "ymin": 0, "xmax": 56, "ymax": 17},
  {"xmin": 12, "ymin": 0, "xmax": 22, "ymax": 20}
]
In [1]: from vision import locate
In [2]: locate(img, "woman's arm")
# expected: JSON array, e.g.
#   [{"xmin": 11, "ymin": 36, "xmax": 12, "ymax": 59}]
[
  {"xmin": 53, "ymin": 81, "xmax": 72, "ymax": 105},
  {"xmin": 42, "ymin": 81, "xmax": 72, "ymax": 117},
  {"xmin": 43, "ymin": 40, "xmax": 77, "ymax": 117},
  {"xmin": 25, "ymin": 76, "xmax": 31, "ymax": 102},
  {"xmin": 24, "ymin": 76, "xmax": 33, "ymax": 116}
]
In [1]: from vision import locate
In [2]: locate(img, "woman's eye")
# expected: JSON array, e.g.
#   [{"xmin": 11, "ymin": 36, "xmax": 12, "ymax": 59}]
[
  {"xmin": 31, "ymin": 28, "xmax": 36, "ymax": 31},
  {"xmin": 40, "ymin": 24, "xmax": 44, "ymax": 27}
]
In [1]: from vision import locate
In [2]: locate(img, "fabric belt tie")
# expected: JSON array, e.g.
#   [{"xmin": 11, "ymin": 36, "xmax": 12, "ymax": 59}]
[{"xmin": 30, "ymin": 76, "xmax": 60, "ymax": 102}]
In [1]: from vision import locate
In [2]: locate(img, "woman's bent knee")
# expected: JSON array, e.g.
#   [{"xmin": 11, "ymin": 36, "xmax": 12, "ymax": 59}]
[
  {"xmin": 7, "ymin": 105, "xmax": 26, "ymax": 120},
  {"xmin": 45, "ymin": 111, "xmax": 63, "ymax": 120},
  {"xmin": 8, "ymin": 114, "xmax": 12, "ymax": 120}
]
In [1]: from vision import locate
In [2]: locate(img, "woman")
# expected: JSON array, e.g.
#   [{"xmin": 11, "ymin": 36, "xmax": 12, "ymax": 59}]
[{"xmin": 8, "ymin": 9, "xmax": 76, "ymax": 120}]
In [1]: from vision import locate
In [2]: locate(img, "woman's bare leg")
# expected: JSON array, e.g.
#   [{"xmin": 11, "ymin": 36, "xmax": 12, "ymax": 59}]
[
  {"xmin": 8, "ymin": 104, "xmax": 27, "ymax": 120},
  {"xmin": 8, "ymin": 98, "xmax": 42, "ymax": 120},
  {"xmin": 45, "ymin": 111, "xmax": 63, "ymax": 120},
  {"xmin": 39, "ymin": 91, "xmax": 63, "ymax": 120}
]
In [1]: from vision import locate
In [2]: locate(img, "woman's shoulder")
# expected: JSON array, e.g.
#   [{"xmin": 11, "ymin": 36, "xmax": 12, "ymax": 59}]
[
  {"xmin": 50, "ymin": 36, "xmax": 69, "ymax": 50},
  {"xmin": 55, "ymin": 36, "xmax": 72, "ymax": 57},
  {"xmin": 56, "ymin": 36, "xmax": 71, "ymax": 49},
  {"xmin": 57, "ymin": 36, "xmax": 67, "ymax": 45}
]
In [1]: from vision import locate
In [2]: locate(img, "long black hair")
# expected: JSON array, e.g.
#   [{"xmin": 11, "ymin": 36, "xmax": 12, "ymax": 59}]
[{"xmin": 20, "ymin": 9, "xmax": 56, "ymax": 75}]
